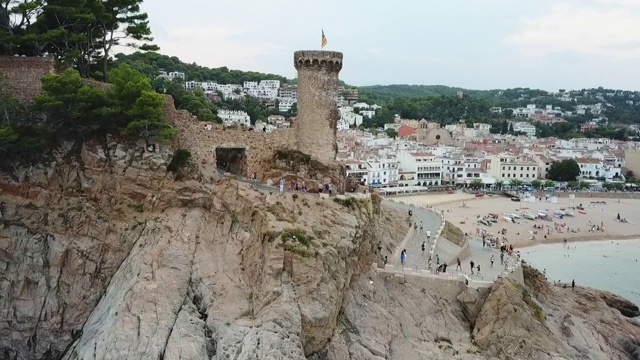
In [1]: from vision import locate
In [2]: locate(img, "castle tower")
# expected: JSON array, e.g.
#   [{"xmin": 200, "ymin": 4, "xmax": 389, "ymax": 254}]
[{"xmin": 294, "ymin": 50, "xmax": 343, "ymax": 164}]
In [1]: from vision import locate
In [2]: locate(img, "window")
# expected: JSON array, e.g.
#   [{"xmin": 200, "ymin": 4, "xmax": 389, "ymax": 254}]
[
  {"xmin": 521, "ymin": 167, "xmax": 524, "ymax": 171},
  {"xmin": 527, "ymin": 167, "xmax": 530, "ymax": 171}
]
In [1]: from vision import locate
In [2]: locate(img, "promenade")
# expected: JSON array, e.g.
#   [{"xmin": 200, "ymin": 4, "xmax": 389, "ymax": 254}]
[{"xmin": 379, "ymin": 198, "xmax": 522, "ymax": 288}]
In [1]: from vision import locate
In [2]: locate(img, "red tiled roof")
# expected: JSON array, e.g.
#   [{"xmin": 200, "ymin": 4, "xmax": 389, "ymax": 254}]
[{"xmin": 398, "ymin": 126, "xmax": 417, "ymax": 137}]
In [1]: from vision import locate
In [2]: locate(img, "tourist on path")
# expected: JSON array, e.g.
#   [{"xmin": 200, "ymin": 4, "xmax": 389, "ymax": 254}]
[
  {"xmin": 456, "ymin": 258, "xmax": 462, "ymax": 271},
  {"xmin": 490, "ymin": 255, "xmax": 495, "ymax": 267},
  {"xmin": 400, "ymin": 251, "xmax": 406, "ymax": 265},
  {"xmin": 427, "ymin": 229, "xmax": 431, "ymax": 241},
  {"xmin": 477, "ymin": 264, "xmax": 481, "ymax": 276},
  {"xmin": 421, "ymin": 242, "xmax": 426, "ymax": 255},
  {"xmin": 470, "ymin": 260, "xmax": 475, "ymax": 275},
  {"xmin": 500, "ymin": 252, "xmax": 504, "ymax": 265},
  {"xmin": 572, "ymin": 279, "xmax": 575, "ymax": 290},
  {"xmin": 279, "ymin": 178, "xmax": 285, "ymax": 193}
]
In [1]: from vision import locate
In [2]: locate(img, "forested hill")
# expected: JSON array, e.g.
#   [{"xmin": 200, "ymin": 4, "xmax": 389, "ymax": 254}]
[
  {"xmin": 113, "ymin": 52, "xmax": 291, "ymax": 84},
  {"xmin": 359, "ymin": 84, "xmax": 481, "ymax": 101}
]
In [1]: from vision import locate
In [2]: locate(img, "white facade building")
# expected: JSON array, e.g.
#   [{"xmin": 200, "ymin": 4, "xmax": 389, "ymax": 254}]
[
  {"xmin": 398, "ymin": 151, "xmax": 443, "ymax": 186},
  {"xmin": 513, "ymin": 122, "xmax": 537, "ymax": 137},
  {"xmin": 488, "ymin": 155, "xmax": 538, "ymax": 181},
  {"xmin": 218, "ymin": 110, "xmax": 251, "ymax": 127}
]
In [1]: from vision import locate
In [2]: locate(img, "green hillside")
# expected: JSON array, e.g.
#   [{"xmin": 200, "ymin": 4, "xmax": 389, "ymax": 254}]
[{"xmin": 113, "ymin": 52, "xmax": 291, "ymax": 84}]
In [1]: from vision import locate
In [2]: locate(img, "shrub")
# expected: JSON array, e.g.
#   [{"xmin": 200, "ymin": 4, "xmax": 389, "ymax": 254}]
[
  {"xmin": 281, "ymin": 228, "xmax": 313, "ymax": 247},
  {"xmin": 167, "ymin": 148, "xmax": 191, "ymax": 173}
]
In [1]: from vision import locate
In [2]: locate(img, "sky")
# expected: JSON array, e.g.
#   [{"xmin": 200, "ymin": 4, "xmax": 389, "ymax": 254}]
[{"xmin": 140, "ymin": 0, "xmax": 640, "ymax": 91}]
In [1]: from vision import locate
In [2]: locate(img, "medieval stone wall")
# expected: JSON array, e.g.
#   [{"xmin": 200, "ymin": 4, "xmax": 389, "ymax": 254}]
[
  {"xmin": 164, "ymin": 96, "xmax": 297, "ymax": 179},
  {"xmin": 294, "ymin": 51, "xmax": 343, "ymax": 164},
  {"xmin": 0, "ymin": 56, "xmax": 56, "ymax": 102}
]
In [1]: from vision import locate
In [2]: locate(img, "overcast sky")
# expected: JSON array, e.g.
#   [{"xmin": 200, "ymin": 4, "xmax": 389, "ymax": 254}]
[{"xmin": 140, "ymin": 0, "xmax": 640, "ymax": 91}]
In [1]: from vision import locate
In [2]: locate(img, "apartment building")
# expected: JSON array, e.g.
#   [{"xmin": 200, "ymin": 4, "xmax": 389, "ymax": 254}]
[
  {"xmin": 398, "ymin": 151, "xmax": 443, "ymax": 186},
  {"xmin": 217, "ymin": 110, "xmax": 251, "ymax": 127},
  {"xmin": 488, "ymin": 155, "xmax": 538, "ymax": 181}
]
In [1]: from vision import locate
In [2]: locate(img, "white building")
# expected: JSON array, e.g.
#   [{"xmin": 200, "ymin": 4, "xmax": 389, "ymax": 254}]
[
  {"xmin": 576, "ymin": 158, "xmax": 622, "ymax": 180},
  {"xmin": 157, "ymin": 71, "xmax": 185, "ymax": 80},
  {"xmin": 488, "ymin": 155, "xmax": 538, "ymax": 181},
  {"xmin": 278, "ymin": 97, "xmax": 296, "ymax": 112},
  {"xmin": 243, "ymin": 80, "xmax": 281, "ymax": 100},
  {"xmin": 513, "ymin": 122, "xmax": 537, "ymax": 137},
  {"xmin": 366, "ymin": 157, "xmax": 399, "ymax": 186},
  {"xmin": 398, "ymin": 151, "xmax": 443, "ymax": 186},
  {"xmin": 218, "ymin": 110, "xmax": 250, "ymax": 127},
  {"xmin": 360, "ymin": 110, "xmax": 376, "ymax": 118}
]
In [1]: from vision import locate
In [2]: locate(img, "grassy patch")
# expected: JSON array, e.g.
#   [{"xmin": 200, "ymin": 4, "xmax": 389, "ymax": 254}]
[
  {"xmin": 267, "ymin": 201, "xmax": 297, "ymax": 222},
  {"xmin": 281, "ymin": 228, "xmax": 313, "ymax": 246},
  {"xmin": 333, "ymin": 197, "xmax": 360, "ymax": 209},
  {"xmin": 128, "ymin": 204, "xmax": 144, "ymax": 213},
  {"xmin": 522, "ymin": 287, "xmax": 545, "ymax": 324}
]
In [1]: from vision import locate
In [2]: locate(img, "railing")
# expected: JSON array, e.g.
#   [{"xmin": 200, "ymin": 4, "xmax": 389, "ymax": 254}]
[{"xmin": 374, "ymin": 260, "xmax": 523, "ymax": 288}]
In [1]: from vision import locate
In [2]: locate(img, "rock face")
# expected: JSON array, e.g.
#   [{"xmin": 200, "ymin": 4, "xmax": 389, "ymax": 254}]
[
  {"xmin": 2, "ymin": 142, "xmax": 640, "ymax": 360},
  {"xmin": 0, "ymin": 142, "xmax": 408, "ymax": 359}
]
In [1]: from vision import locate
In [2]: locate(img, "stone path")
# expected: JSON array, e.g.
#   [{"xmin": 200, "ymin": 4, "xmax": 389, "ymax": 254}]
[
  {"xmin": 379, "ymin": 198, "xmax": 523, "ymax": 288},
  {"xmin": 456, "ymin": 236, "xmax": 519, "ymax": 283},
  {"xmin": 382, "ymin": 200, "xmax": 442, "ymax": 269}
]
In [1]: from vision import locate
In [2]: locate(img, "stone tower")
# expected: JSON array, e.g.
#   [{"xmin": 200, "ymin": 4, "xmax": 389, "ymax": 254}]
[{"xmin": 294, "ymin": 50, "xmax": 343, "ymax": 164}]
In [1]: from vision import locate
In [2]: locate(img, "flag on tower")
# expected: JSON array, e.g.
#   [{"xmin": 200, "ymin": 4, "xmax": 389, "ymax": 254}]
[{"xmin": 321, "ymin": 30, "xmax": 327, "ymax": 49}]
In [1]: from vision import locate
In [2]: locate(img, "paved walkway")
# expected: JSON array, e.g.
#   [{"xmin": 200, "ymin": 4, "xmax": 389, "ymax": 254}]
[
  {"xmin": 380, "ymin": 198, "xmax": 522, "ymax": 287},
  {"xmin": 383, "ymin": 200, "xmax": 442, "ymax": 269},
  {"xmin": 455, "ymin": 236, "xmax": 519, "ymax": 283}
]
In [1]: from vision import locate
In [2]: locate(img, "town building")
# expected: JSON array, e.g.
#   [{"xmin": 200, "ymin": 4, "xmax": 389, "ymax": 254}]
[{"xmin": 217, "ymin": 110, "xmax": 251, "ymax": 127}]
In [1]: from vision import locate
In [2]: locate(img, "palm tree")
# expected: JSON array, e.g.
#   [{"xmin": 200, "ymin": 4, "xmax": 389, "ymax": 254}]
[{"xmin": 495, "ymin": 180, "xmax": 504, "ymax": 191}]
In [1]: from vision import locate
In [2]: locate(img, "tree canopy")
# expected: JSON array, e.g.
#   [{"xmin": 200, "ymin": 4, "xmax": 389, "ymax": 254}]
[
  {"xmin": 1, "ymin": 64, "xmax": 172, "ymax": 164},
  {"xmin": 1, "ymin": 0, "xmax": 157, "ymax": 81},
  {"xmin": 114, "ymin": 51, "xmax": 291, "ymax": 84},
  {"xmin": 547, "ymin": 159, "xmax": 581, "ymax": 182}
]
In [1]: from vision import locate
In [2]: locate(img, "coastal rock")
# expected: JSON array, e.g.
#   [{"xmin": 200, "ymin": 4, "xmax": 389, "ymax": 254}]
[
  {"xmin": 472, "ymin": 278, "xmax": 565, "ymax": 359},
  {"xmin": 2, "ymin": 141, "xmax": 640, "ymax": 360},
  {"xmin": 600, "ymin": 292, "xmax": 640, "ymax": 318},
  {"xmin": 457, "ymin": 287, "xmax": 490, "ymax": 326}
]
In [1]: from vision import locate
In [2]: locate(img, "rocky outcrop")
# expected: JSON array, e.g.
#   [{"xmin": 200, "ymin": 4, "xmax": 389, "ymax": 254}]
[
  {"xmin": 0, "ymin": 141, "xmax": 409, "ymax": 359},
  {"xmin": 2, "ymin": 141, "xmax": 640, "ymax": 360}
]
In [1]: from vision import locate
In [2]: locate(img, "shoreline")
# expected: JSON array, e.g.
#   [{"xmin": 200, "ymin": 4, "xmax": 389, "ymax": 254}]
[{"xmin": 517, "ymin": 234, "xmax": 640, "ymax": 249}]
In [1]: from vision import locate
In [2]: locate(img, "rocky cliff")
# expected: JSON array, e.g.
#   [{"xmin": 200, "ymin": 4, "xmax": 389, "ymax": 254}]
[{"xmin": 1, "ymin": 142, "xmax": 639, "ymax": 360}]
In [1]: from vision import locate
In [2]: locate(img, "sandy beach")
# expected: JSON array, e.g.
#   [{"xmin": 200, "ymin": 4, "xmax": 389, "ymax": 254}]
[{"xmin": 394, "ymin": 193, "xmax": 640, "ymax": 248}]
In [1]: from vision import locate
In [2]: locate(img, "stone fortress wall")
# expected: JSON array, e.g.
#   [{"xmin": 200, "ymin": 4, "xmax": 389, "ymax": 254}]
[
  {"xmin": 0, "ymin": 56, "xmax": 56, "ymax": 102},
  {"xmin": 1, "ymin": 51, "xmax": 345, "ymax": 181},
  {"xmin": 294, "ymin": 51, "xmax": 343, "ymax": 164},
  {"xmin": 164, "ymin": 96, "xmax": 296, "ymax": 178}
]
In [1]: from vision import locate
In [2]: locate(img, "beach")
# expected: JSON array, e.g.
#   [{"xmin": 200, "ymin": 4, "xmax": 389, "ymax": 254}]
[{"xmin": 395, "ymin": 193, "xmax": 640, "ymax": 248}]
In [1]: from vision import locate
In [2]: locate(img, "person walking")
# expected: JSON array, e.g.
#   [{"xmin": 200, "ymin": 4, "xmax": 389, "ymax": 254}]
[
  {"xmin": 490, "ymin": 255, "xmax": 495, "ymax": 267},
  {"xmin": 383, "ymin": 256, "xmax": 388, "ymax": 266},
  {"xmin": 279, "ymin": 178, "xmax": 285, "ymax": 193},
  {"xmin": 500, "ymin": 252, "xmax": 504, "ymax": 265},
  {"xmin": 426, "ymin": 229, "xmax": 431, "ymax": 241},
  {"xmin": 470, "ymin": 260, "xmax": 475, "ymax": 275},
  {"xmin": 421, "ymin": 242, "xmax": 426, "ymax": 255},
  {"xmin": 477, "ymin": 264, "xmax": 481, "ymax": 276},
  {"xmin": 400, "ymin": 251, "xmax": 406, "ymax": 265},
  {"xmin": 456, "ymin": 258, "xmax": 462, "ymax": 271},
  {"xmin": 572, "ymin": 279, "xmax": 575, "ymax": 290}
]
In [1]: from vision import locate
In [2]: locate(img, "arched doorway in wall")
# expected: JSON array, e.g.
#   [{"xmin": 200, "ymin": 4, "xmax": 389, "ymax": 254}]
[{"xmin": 216, "ymin": 146, "xmax": 247, "ymax": 176}]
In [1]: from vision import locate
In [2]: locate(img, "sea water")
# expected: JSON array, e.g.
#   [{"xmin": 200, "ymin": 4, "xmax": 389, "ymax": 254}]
[{"xmin": 520, "ymin": 239, "xmax": 640, "ymax": 306}]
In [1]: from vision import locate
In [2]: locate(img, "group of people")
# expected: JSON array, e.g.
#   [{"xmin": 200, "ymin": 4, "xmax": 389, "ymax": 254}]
[{"xmin": 277, "ymin": 178, "xmax": 333, "ymax": 195}]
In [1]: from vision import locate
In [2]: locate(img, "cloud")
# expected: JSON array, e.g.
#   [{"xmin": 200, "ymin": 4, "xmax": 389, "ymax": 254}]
[
  {"xmin": 507, "ymin": 1, "xmax": 640, "ymax": 61},
  {"xmin": 152, "ymin": 24, "xmax": 287, "ymax": 71}
]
